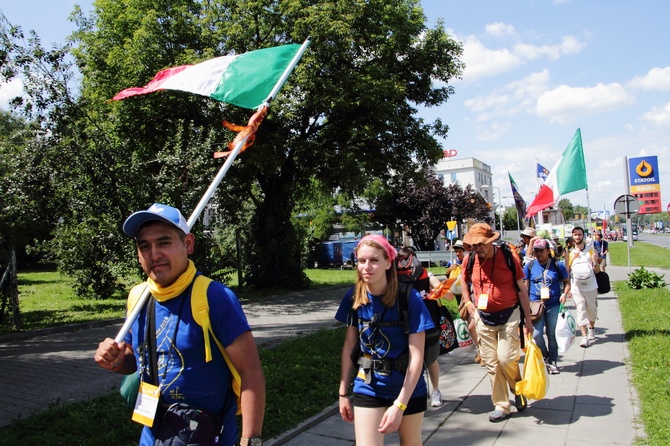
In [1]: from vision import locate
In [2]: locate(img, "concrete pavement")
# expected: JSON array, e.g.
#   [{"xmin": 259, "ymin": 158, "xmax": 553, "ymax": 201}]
[
  {"xmin": 267, "ymin": 265, "xmax": 656, "ymax": 446},
  {"xmin": 0, "ymin": 266, "xmax": 661, "ymax": 445}
]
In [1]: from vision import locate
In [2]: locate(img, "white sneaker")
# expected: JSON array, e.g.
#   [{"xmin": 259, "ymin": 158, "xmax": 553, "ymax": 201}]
[
  {"xmin": 580, "ymin": 336, "xmax": 590, "ymax": 348},
  {"xmin": 588, "ymin": 328, "xmax": 595, "ymax": 342},
  {"xmin": 431, "ymin": 389, "xmax": 444, "ymax": 407}
]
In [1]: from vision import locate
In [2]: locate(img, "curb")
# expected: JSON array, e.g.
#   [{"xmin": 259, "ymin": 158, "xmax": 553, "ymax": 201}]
[
  {"xmin": 265, "ymin": 403, "xmax": 340, "ymax": 446},
  {"xmin": 0, "ymin": 318, "xmax": 124, "ymax": 342}
]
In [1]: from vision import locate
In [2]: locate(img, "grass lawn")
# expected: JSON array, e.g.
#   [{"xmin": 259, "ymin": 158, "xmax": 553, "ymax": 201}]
[{"xmin": 608, "ymin": 241, "xmax": 670, "ymax": 268}]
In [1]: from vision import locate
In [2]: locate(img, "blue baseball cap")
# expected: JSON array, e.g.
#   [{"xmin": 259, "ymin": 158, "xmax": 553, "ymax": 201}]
[{"xmin": 123, "ymin": 203, "xmax": 190, "ymax": 237}]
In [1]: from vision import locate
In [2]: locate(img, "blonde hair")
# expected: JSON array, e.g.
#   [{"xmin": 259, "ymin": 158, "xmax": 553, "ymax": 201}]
[{"xmin": 351, "ymin": 239, "xmax": 398, "ymax": 310}]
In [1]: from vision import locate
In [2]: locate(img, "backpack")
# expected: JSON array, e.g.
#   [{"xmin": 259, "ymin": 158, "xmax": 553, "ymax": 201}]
[
  {"xmin": 396, "ymin": 252, "xmax": 441, "ymax": 367},
  {"xmin": 464, "ymin": 241, "xmax": 521, "ymax": 291},
  {"xmin": 127, "ymin": 275, "xmax": 242, "ymax": 415}
]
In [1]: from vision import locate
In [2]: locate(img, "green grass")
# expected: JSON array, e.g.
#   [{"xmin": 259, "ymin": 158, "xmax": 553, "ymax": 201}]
[
  {"xmin": 0, "ymin": 327, "xmax": 345, "ymax": 445},
  {"xmin": 2, "ymin": 269, "xmax": 357, "ymax": 334},
  {"xmin": 615, "ymin": 282, "xmax": 670, "ymax": 445},
  {"xmin": 608, "ymin": 241, "xmax": 670, "ymax": 268},
  {"xmin": 1, "ymin": 272, "xmax": 128, "ymax": 334}
]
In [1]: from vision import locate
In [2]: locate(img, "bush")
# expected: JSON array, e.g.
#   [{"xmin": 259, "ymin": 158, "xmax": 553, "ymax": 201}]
[{"xmin": 627, "ymin": 266, "xmax": 667, "ymax": 289}]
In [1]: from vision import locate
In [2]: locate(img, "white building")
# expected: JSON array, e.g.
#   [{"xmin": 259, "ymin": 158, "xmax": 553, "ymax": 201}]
[{"xmin": 432, "ymin": 157, "xmax": 495, "ymax": 203}]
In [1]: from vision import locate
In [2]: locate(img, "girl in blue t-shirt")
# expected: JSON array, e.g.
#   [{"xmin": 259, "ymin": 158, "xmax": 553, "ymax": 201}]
[
  {"xmin": 523, "ymin": 239, "xmax": 571, "ymax": 375},
  {"xmin": 335, "ymin": 235, "xmax": 433, "ymax": 446}
]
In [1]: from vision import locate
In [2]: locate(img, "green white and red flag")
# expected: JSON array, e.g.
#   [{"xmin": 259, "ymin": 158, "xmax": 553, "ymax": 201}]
[
  {"xmin": 525, "ymin": 128, "xmax": 588, "ymax": 218},
  {"xmin": 112, "ymin": 44, "xmax": 302, "ymax": 109}
]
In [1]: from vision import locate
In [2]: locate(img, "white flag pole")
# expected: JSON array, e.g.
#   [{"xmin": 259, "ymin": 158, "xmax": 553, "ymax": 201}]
[{"xmin": 114, "ymin": 38, "xmax": 311, "ymax": 343}]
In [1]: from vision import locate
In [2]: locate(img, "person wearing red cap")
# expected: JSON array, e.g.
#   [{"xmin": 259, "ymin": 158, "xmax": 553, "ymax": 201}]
[
  {"xmin": 460, "ymin": 223, "xmax": 534, "ymax": 423},
  {"xmin": 335, "ymin": 234, "xmax": 434, "ymax": 445}
]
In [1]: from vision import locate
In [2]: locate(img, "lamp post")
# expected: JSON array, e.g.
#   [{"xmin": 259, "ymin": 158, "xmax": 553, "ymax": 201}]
[{"xmin": 483, "ymin": 185, "xmax": 501, "ymax": 233}]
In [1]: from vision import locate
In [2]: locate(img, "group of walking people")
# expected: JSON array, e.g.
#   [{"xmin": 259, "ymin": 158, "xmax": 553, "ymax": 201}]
[
  {"xmin": 336, "ymin": 222, "xmax": 603, "ymax": 444},
  {"xmin": 94, "ymin": 201, "xmax": 603, "ymax": 446}
]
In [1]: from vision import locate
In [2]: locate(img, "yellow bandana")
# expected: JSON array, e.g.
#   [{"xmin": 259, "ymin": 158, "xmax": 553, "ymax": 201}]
[{"xmin": 147, "ymin": 260, "xmax": 197, "ymax": 302}]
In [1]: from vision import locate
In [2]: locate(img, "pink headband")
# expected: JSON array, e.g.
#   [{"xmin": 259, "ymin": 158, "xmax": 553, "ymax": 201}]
[{"xmin": 356, "ymin": 235, "xmax": 397, "ymax": 261}]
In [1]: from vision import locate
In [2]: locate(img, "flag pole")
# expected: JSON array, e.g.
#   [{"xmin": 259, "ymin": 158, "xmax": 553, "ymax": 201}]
[{"xmin": 114, "ymin": 38, "xmax": 311, "ymax": 344}]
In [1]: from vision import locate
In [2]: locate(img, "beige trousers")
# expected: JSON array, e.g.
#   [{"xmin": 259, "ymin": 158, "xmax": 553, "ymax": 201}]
[{"xmin": 476, "ymin": 308, "xmax": 522, "ymax": 414}]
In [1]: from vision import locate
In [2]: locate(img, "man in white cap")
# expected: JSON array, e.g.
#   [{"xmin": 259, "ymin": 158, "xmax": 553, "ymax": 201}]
[
  {"xmin": 460, "ymin": 223, "xmax": 534, "ymax": 423},
  {"xmin": 95, "ymin": 203, "xmax": 265, "ymax": 446}
]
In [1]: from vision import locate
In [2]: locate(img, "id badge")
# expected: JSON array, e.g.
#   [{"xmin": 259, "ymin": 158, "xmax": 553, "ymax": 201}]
[
  {"xmin": 477, "ymin": 293, "xmax": 489, "ymax": 310},
  {"xmin": 132, "ymin": 382, "xmax": 160, "ymax": 427},
  {"xmin": 540, "ymin": 286, "xmax": 550, "ymax": 300}
]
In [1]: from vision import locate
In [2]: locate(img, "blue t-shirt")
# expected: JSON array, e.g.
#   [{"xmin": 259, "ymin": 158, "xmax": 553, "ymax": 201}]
[
  {"xmin": 335, "ymin": 287, "xmax": 434, "ymax": 399},
  {"xmin": 593, "ymin": 240, "xmax": 608, "ymax": 258},
  {"xmin": 125, "ymin": 277, "xmax": 250, "ymax": 446},
  {"xmin": 523, "ymin": 258, "xmax": 568, "ymax": 308}
]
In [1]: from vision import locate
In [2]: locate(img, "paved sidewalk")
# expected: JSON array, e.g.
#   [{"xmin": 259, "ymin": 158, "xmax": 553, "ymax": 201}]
[
  {"xmin": 0, "ymin": 266, "xmax": 660, "ymax": 444},
  {"xmin": 267, "ymin": 265, "xmax": 654, "ymax": 446}
]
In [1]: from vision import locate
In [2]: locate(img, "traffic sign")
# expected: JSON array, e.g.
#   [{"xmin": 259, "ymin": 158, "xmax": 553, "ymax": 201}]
[
  {"xmin": 446, "ymin": 220, "xmax": 457, "ymax": 230},
  {"xmin": 614, "ymin": 194, "xmax": 640, "ymax": 218},
  {"xmin": 667, "ymin": 203, "xmax": 670, "ymax": 215},
  {"xmin": 446, "ymin": 230, "xmax": 456, "ymax": 240}
]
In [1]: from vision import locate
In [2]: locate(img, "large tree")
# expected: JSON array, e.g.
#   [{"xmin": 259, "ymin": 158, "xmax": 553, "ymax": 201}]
[{"xmin": 3, "ymin": 1, "xmax": 464, "ymax": 295}]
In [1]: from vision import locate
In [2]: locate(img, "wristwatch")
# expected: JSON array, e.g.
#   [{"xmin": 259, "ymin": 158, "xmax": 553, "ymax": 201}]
[{"xmin": 240, "ymin": 435, "xmax": 262, "ymax": 446}]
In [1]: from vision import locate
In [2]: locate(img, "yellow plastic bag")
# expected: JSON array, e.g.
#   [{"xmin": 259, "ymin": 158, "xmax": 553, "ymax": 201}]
[{"xmin": 515, "ymin": 335, "xmax": 549, "ymax": 400}]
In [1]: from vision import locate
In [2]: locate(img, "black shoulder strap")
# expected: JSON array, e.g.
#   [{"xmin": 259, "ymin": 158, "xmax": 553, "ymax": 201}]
[
  {"xmin": 145, "ymin": 297, "xmax": 158, "ymax": 386},
  {"xmin": 499, "ymin": 244, "xmax": 521, "ymax": 292},
  {"xmin": 465, "ymin": 252, "xmax": 476, "ymax": 283},
  {"xmin": 397, "ymin": 281, "xmax": 412, "ymax": 335}
]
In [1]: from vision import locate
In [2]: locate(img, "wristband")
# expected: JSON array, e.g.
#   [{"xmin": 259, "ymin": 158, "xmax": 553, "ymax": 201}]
[
  {"xmin": 339, "ymin": 393, "xmax": 349, "ymax": 398},
  {"xmin": 465, "ymin": 301, "xmax": 472, "ymax": 308},
  {"xmin": 393, "ymin": 400, "xmax": 407, "ymax": 411},
  {"xmin": 111, "ymin": 355, "xmax": 125, "ymax": 371}
]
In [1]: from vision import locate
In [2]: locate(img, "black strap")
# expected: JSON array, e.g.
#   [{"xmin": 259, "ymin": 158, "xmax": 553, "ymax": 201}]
[{"xmin": 146, "ymin": 297, "xmax": 159, "ymax": 386}]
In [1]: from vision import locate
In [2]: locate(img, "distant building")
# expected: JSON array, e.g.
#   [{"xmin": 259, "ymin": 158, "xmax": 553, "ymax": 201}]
[{"xmin": 431, "ymin": 157, "xmax": 495, "ymax": 203}]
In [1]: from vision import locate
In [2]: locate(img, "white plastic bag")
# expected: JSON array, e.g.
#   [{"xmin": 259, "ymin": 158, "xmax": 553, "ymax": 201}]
[
  {"xmin": 454, "ymin": 318, "xmax": 473, "ymax": 348},
  {"xmin": 555, "ymin": 303, "xmax": 576, "ymax": 353}
]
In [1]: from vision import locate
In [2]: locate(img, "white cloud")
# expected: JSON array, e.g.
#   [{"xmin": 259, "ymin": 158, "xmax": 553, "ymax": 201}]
[
  {"xmin": 536, "ymin": 83, "xmax": 635, "ymax": 123},
  {"xmin": 0, "ymin": 78, "xmax": 24, "ymax": 109},
  {"xmin": 464, "ymin": 70, "xmax": 551, "ymax": 118},
  {"xmin": 459, "ymin": 31, "xmax": 585, "ymax": 82},
  {"xmin": 485, "ymin": 22, "xmax": 516, "ymax": 38},
  {"xmin": 628, "ymin": 66, "xmax": 670, "ymax": 91},
  {"xmin": 640, "ymin": 103, "xmax": 670, "ymax": 126},
  {"xmin": 461, "ymin": 38, "xmax": 521, "ymax": 81},
  {"xmin": 514, "ymin": 36, "xmax": 585, "ymax": 61}
]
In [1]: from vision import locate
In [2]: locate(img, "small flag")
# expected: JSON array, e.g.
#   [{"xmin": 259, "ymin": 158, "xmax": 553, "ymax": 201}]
[
  {"xmin": 537, "ymin": 163, "xmax": 550, "ymax": 182},
  {"xmin": 526, "ymin": 129, "xmax": 589, "ymax": 218},
  {"xmin": 112, "ymin": 44, "xmax": 302, "ymax": 109},
  {"xmin": 508, "ymin": 172, "xmax": 527, "ymax": 221}
]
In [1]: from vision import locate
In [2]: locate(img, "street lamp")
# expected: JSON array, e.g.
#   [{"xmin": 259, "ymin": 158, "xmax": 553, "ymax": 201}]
[{"xmin": 482, "ymin": 185, "xmax": 501, "ymax": 232}]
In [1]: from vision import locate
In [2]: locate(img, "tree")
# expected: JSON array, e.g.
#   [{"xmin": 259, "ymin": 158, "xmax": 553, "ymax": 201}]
[
  {"xmin": 557, "ymin": 198, "xmax": 574, "ymax": 220},
  {"xmin": 374, "ymin": 171, "xmax": 492, "ymax": 249},
  {"xmin": 2, "ymin": 1, "xmax": 465, "ymax": 295},
  {"xmin": 502, "ymin": 206, "xmax": 519, "ymax": 232}
]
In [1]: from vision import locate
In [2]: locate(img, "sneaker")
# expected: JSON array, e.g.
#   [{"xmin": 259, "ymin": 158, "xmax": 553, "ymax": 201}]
[
  {"xmin": 588, "ymin": 328, "xmax": 595, "ymax": 342},
  {"xmin": 488, "ymin": 409, "xmax": 511, "ymax": 423},
  {"xmin": 580, "ymin": 336, "xmax": 590, "ymax": 348},
  {"xmin": 430, "ymin": 389, "xmax": 444, "ymax": 407},
  {"xmin": 547, "ymin": 361, "xmax": 560, "ymax": 375},
  {"xmin": 515, "ymin": 394, "xmax": 527, "ymax": 412}
]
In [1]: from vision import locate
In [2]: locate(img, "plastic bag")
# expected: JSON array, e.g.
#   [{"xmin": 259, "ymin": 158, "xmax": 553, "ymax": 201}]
[
  {"xmin": 438, "ymin": 305, "xmax": 458, "ymax": 354},
  {"xmin": 454, "ymin": 318, "xmax": 473, "ymax": 348},
  {"xmin": 515, "ymin": 335, "xmax": 549, "ymax": 401},
  {"xmin": 555, "ymin": 303, "xmax": 576, "ymax": 353}
]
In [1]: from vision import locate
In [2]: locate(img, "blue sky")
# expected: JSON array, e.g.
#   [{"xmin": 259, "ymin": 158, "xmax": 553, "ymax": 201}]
[{"xmin": 3, "ymin": 1, "xmax": 670, "ymax": 218}]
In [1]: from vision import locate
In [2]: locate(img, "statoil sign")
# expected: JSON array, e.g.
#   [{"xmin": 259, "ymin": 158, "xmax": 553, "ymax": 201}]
[{"xmin": 628, "ymin": 156, "xmax": 662, "ymax": 214}]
